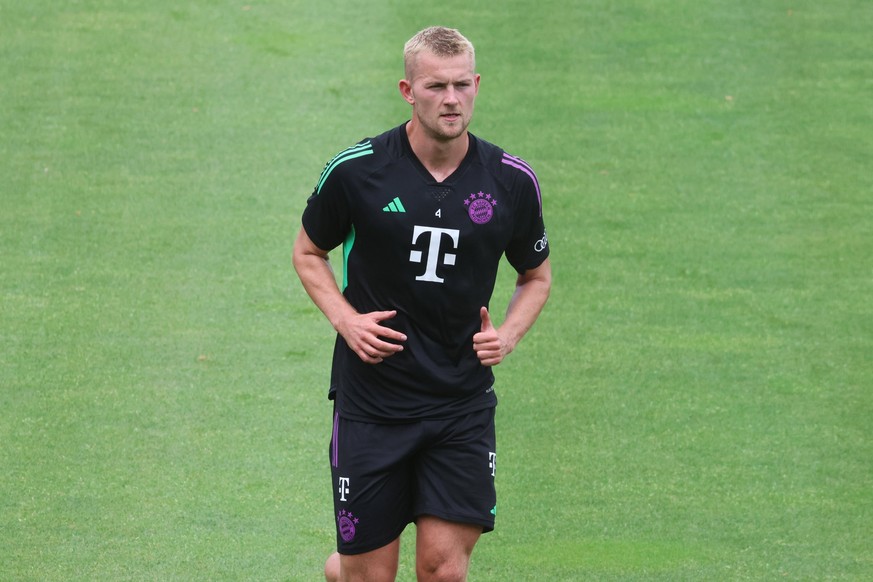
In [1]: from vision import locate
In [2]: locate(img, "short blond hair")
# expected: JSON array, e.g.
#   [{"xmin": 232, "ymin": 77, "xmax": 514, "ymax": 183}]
[{"xmin": 403, "ymin": 26, "xmax": 476, "ymax": 80}]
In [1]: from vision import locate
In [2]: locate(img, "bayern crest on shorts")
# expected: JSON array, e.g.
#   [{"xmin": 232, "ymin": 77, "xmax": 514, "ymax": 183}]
[{"xmin": 337, "ymin": 509, "xmax": 359, "ymax": 542}]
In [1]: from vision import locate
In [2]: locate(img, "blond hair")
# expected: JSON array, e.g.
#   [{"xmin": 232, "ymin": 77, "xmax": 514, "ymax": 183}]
[{"xmin": 403, "ymin": 26, "xmax": 476, "ymax": 80}]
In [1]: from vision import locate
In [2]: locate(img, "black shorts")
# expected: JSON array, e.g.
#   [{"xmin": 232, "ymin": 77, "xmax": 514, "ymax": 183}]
[{"xmin": 329, "ymin": 407, "xmax": 497, "ymax": 555}]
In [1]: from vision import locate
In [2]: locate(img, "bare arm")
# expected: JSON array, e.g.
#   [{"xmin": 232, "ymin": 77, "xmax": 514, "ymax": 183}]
[
  {"xmin": 292, "ymin": 227, "xmax": 406, "ymax": 364},
  {"xmin": 473, "ymin": 257, "xmax": 552, "ymax": 366}
]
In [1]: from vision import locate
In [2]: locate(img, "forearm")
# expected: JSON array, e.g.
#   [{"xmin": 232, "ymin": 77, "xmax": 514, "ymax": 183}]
[{"xmin": 498, "ymin": 260, "xmax": 552, "ymax": 353}]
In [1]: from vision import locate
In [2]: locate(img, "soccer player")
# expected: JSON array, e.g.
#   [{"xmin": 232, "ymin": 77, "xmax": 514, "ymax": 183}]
[{"xmin": 292, "ymin": 26, "xmax": 551, "ymax": 582}]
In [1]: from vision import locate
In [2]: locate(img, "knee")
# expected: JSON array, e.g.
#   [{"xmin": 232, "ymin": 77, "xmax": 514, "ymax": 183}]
[
  {"xmin": 324, "ymin": 552, "xmax": 341, "ymax": 582},
  {"xmin": 416, "ymin": 557, "xmax": 469, "ymax": 582}
]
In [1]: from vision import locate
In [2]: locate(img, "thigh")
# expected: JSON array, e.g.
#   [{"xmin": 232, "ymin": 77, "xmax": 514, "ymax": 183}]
[
  {"xmin": 330, "ymin": 413, "xmax": 419, "ymax": 555},
  {"xmin": 415, "ymin": 515, "xmax": 481, "ymax": 582},
  {"xmin": 337, "ymin": 538, "xmax": 402, "ymax": 582},
  {"xmin": 414, "ymin": 408, "xmax": 497, "ymax": 532}
]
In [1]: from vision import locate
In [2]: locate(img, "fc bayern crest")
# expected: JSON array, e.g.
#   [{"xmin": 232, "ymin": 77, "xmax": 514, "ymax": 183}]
[
  {"xmin": 465, "ymin": 191, "xmax": 497, "ymax": 224},
  {"xmin": 337, "ymin": 509, "xmax": 359, "ymax": 543}
]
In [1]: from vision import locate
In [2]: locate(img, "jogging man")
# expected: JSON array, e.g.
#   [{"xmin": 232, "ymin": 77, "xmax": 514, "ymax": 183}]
[{"xmin": 292, "ymin": 26, "xmax": 551, "ymax": 582}]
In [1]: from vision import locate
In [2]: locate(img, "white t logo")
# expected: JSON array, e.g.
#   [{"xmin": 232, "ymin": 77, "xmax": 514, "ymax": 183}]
[
  {"xmin": 338, "ymin": 477, "xmax": 350, "ymax": 502},
  {"xmin": 409, "ymin": 226, "xmax": 460, "ymax": 283}
]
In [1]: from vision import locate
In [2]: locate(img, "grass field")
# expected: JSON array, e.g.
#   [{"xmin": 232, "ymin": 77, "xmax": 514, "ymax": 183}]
[{"xmin": 2, "ymin": 0, "xmax": 872, "ymax": 580}]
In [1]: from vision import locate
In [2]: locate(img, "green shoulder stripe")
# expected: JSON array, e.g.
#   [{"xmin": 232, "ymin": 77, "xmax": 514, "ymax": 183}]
[{"xmin": 316, "ymin": 141, "xmax": 374, "ymax": 194}]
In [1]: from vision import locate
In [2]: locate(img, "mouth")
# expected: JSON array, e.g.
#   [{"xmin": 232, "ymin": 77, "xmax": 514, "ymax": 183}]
[{"xmin": 441, "ymin": 112, "xmax": 462, "ymax": 122}]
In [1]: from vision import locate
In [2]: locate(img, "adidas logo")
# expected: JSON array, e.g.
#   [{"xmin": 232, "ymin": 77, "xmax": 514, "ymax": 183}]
[{"xmin": 382, "ymin": 197, "xmax": 406, "ymax": 213}]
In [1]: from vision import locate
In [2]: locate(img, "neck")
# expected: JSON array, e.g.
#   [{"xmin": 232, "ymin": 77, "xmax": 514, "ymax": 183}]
[{"xmin": 406, "ymin": 120, "xmax": 469, "ymax": 182}]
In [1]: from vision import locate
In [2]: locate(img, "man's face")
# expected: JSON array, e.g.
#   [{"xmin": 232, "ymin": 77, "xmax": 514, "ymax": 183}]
[{"xmin": 405, "ymin": 51, "xmax": 480, "ymax": 142}]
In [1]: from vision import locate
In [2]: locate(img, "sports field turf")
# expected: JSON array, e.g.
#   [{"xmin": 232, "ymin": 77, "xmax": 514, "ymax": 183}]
[{"xmin": 2, "ymin": 0, "xmax": 871, "ymax": 580}]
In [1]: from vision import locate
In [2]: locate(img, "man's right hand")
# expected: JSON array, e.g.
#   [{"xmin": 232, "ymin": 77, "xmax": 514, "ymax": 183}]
[{"xmin": 338, "ymin": 310, "xmax": 407, "ymax": 364}]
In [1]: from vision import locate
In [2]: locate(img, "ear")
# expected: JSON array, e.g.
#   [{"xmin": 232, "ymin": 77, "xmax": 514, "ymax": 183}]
[{"xmin": 398, "ymin": 79, "xmax": 415, "ymax": 104}]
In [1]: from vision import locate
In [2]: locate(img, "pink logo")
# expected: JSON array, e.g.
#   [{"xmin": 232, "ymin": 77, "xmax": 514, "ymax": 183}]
[
  {"xmin": 337, "ymin": 509, "xmax": 358, "ymax": 542},
  {"xmin": 465, "ymin": 191, "xmax": 497, "ymax": 224}
]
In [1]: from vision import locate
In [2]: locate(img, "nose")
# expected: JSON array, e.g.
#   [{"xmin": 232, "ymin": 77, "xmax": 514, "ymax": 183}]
[{"xmin": 444, "ymin": 85, "xmax": 459, "ymax": 104}]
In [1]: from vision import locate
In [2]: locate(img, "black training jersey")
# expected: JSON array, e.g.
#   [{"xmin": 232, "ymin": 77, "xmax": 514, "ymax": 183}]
[{"xmin": 302, "ymin": 122, "xmax": 549, "ymax": 422}]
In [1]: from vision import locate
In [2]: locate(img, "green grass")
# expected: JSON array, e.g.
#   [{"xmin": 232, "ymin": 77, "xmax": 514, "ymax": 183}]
[{"xmin": 2, "ymin": 0, "xmax": 872, "ymax": 580}]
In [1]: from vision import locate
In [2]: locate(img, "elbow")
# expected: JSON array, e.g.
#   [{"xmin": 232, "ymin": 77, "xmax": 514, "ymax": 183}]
[
  {"xmin": 540, "ymin": 276, "xmax": 552, "ymax": 306},
  {"xmin": 291, "ymin": 244, "xmax": 305, "ymax": 275},
  {"xmin": 540, "ymin": 266, "xmax": 553, "ymax": 294},
  {"xmin": 291, "ymin": 243, "xmax": 304, "ymax": 276}
]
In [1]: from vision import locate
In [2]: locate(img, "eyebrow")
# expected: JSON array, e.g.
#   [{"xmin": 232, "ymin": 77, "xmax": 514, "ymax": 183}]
[{"xmin": 423, "ymin": 74, "xmax": 475, "ymax": 85}]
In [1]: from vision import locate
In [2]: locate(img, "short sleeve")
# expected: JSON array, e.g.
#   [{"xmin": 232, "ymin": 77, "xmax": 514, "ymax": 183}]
[
  {"xmin": 301, "ymin": 161, "xmax": 353, "ymax": 252},
  {"xmin": 503, "ymin": 158, "xmax": 549, "ymax": 273}
]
